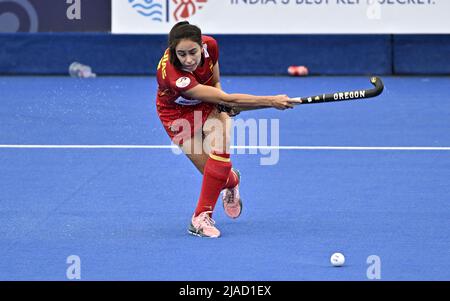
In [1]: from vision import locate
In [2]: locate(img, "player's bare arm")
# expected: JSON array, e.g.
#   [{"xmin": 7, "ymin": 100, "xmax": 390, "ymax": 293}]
[{"xmin": 183, "ymin": 84, "xmax": 300, "ymax": 110}]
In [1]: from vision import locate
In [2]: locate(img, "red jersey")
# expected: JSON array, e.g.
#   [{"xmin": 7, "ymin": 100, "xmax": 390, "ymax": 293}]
[{"xmin": 156, "ymin": 35, "xmax": 219, "ymax": 143}]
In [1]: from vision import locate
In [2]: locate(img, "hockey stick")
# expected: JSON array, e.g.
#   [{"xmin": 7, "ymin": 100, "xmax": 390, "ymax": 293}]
[
  {"xmin": 290, "ymin": 76, "xmax": 384, "ymax": 104},
  {"xmin": 218, "ymin": 76, "xmax": 384, "ymax": 115}
]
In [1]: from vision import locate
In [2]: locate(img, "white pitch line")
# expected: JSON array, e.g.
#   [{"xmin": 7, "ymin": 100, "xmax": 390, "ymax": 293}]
[
  {"xmin": 237, "ymin": 146, "xmax": 450, "ymax": 151},
  {"xmin": 0, "ymin": 145, "xmax": 449, "ymax": 151}
]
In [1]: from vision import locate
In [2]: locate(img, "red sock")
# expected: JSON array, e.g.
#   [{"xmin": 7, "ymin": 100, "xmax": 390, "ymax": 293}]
[
  {"xmin": 223, "ymin": 169, "xmax": 239, "ymax": 189},
  {"xmin": 194, "ymin": 152, "xmax": 232, "ymax": 217}
]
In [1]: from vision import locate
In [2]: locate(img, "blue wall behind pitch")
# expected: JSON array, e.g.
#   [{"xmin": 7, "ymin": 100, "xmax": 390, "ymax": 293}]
[
  {"xmin": 215, "ymin": 35, "xmax": 392, "ymax": 75},
  {"xmin": 0, "ymin": 33, "xmax": 449, "ymax": 75},
  {"xmin": 393, "ymin": 35, "xmax": 450, "ymax": 75},
  {"xmin": 0, "ymin": 33, "xmax": 166, "ymax": 75}
]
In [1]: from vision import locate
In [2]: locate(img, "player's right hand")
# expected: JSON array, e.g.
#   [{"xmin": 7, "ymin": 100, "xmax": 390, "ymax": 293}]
[{"xmin": 270, "ymin": 94, "xmax": 299, "ymax": 110}]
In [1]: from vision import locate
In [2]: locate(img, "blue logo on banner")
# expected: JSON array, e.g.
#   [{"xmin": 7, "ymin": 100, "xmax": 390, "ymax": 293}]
[
  {"xmin": 128, "ymin": 0, "xmax": 208, "ymax": 23},
  {"xmin": 128, "ymin": 0, "xmax": 164, "ymax": 22}
]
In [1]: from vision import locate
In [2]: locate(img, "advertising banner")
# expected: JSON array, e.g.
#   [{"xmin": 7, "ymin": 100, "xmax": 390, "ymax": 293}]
[{"xmin": 112, "ymin": 0, "xmax": 450, "ymax": 34}]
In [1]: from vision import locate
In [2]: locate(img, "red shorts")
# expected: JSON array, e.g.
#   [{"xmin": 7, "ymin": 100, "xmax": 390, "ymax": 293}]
[{"xmin": 157, "ymin": 102, "xmax": 216, "ymax": 145}]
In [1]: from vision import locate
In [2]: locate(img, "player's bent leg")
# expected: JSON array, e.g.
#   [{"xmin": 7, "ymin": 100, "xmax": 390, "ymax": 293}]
[
  {"xmin": 182, "ymin": 112, "xmax": 231, "ymax": 238},
  {"xmin": 182, "ymin": 142, "xmax": 222, "ymax": 238}
]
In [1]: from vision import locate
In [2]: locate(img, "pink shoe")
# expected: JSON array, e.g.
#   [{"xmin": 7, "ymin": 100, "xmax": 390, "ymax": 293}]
[
  {"xmin": 222, "ymin": 169, "xmax": 242, "ymax": 219},
  {"xmin": 188, "ymin": 211, "xmax": 221, "ymax": 238}
]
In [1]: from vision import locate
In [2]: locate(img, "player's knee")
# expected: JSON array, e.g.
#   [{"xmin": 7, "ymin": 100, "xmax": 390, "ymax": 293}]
[{"xmin": 211, "ymin": 143, "xmax": 228, "ymax": 155}]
